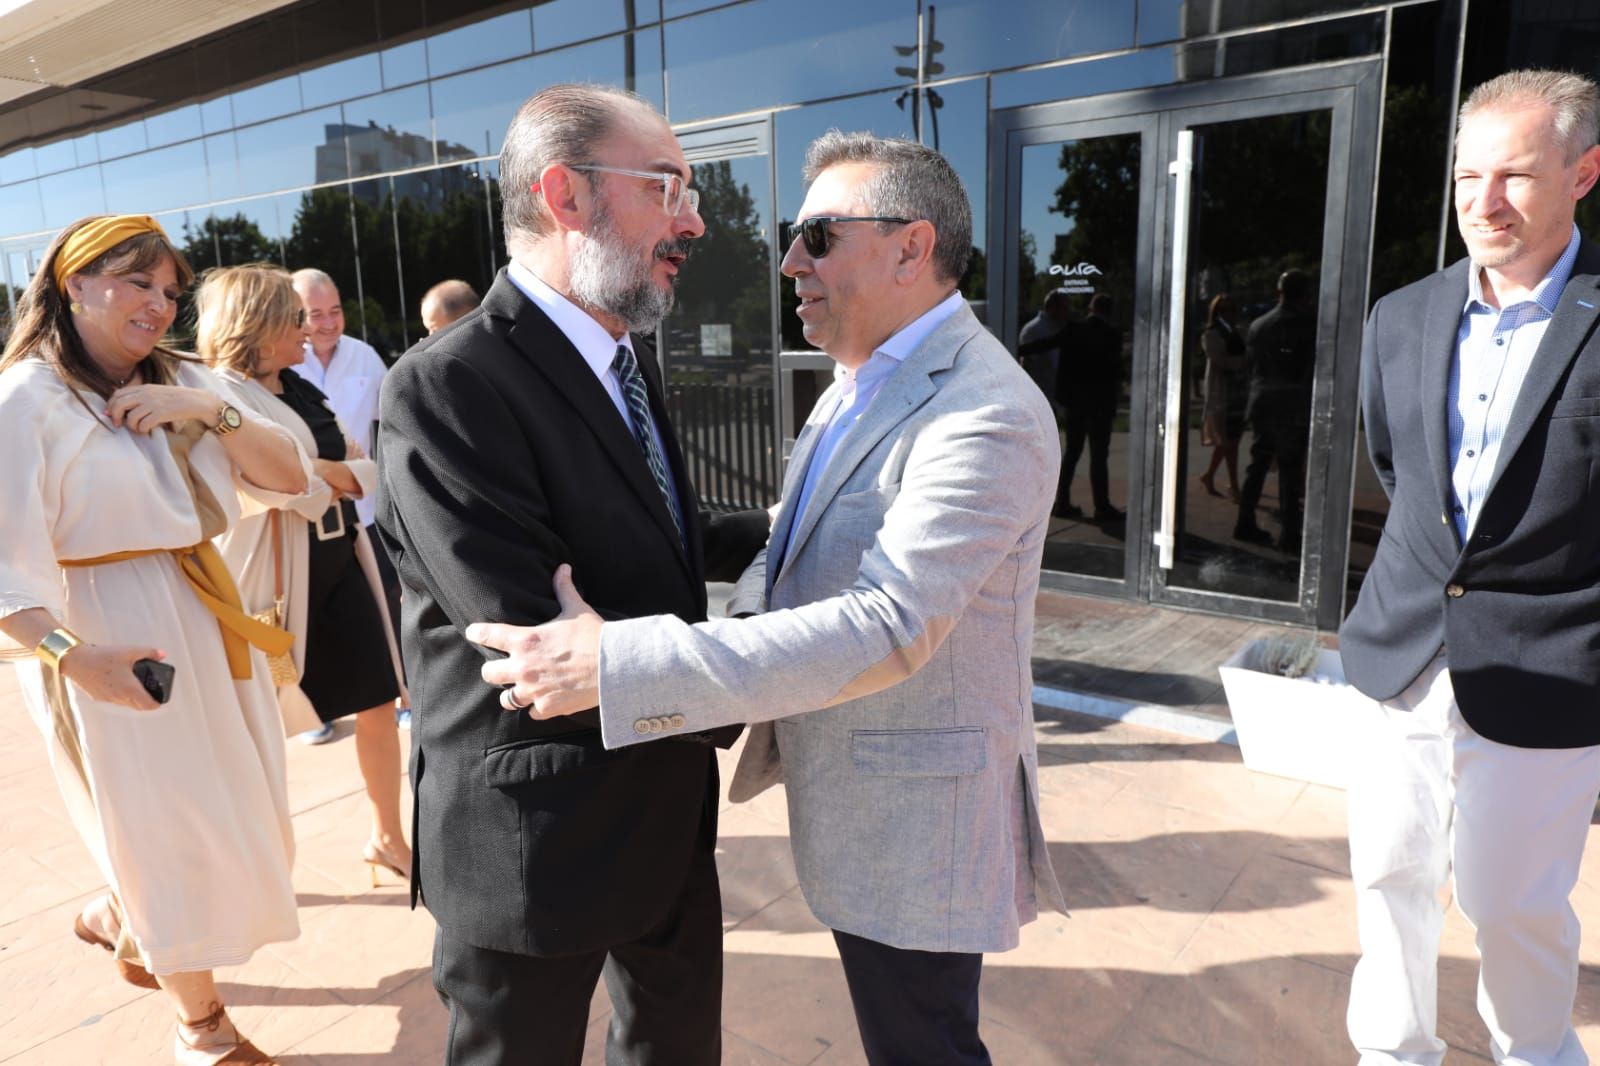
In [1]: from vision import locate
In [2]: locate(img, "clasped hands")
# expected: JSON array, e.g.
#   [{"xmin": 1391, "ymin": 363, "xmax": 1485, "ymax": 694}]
[{"xmin": 466, "ymin": 564, "xmax": 603, "ymax": 719}]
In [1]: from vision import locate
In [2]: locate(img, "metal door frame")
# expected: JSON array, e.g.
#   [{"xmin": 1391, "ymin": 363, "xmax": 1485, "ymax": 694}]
[{"xmin": 990, "ymin": 59, "xmax": 1381, "ymax": 628}]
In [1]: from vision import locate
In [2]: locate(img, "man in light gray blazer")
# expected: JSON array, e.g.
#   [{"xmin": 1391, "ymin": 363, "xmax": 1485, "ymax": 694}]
[{"xmin": 470, "ymin": 132, "xmax": 1065, "ymax": 1066}]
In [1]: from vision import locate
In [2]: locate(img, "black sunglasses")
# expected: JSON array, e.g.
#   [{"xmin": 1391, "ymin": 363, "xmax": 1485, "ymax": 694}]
[{"xmin": 786, "ymin": 216, "xmax": 914, "ymax": 258}]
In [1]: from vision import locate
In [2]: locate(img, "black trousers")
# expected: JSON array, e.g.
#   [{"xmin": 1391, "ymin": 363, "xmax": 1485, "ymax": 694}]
[
  {"xmin": 1059, "ymin": 393, "xmax": 1116, "ymax": 513},
  {"xmin": 832, "ymin": 929, "xmax": 990, "ymax": 1066},
  {"xmin": 1237, "ymin": 419, "xmax": 1308, "ymax": 541},
  {"xmin": 432, "ymin": 840, "xmax": 723, "ymax": 1065}
]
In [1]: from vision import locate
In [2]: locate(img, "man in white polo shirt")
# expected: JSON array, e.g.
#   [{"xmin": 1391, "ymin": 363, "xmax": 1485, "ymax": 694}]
[{"xmin": 291, "ymin": 268, "xmax": 404, "ymax": 738}]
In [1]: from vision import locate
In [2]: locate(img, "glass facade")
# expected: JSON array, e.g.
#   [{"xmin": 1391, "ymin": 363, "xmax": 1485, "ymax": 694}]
[{"xmin": 2, "ymin": 0, "xmax": 1597, "ymax": 627}]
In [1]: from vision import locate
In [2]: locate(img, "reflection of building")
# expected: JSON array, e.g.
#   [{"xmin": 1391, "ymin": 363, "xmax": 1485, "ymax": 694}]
[{"xmin": 0, "ymin": 0, "xmax": 1595, "ymax": 633}]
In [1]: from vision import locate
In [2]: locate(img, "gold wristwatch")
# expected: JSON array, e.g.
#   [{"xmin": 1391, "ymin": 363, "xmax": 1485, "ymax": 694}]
[{"xmin": 211, "ymin": 401, "xmax": 243, "ymax": 436}]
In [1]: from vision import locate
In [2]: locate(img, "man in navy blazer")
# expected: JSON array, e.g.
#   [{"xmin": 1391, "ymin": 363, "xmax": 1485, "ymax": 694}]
[{"xmin": 1339, "ymin": 70, "xmax": 1600, "ymax": 1065}]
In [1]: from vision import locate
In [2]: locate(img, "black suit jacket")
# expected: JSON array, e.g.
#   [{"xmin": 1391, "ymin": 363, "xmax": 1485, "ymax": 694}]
[
  {"xmin": 1340, "ymin": 241, "xmax": 1600, "ymax": 748},
  {"xmin": 375, "ymin": 270, "xmax": 767, "ymax": 955}
]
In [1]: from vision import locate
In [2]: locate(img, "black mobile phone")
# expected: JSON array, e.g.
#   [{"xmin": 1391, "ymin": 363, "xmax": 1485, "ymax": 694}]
[{"xmin": 132, "ymin": 658, "xmax": 176, "ymax": 704}]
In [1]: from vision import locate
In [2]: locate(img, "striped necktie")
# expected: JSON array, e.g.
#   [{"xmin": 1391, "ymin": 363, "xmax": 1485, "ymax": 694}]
[{"xmin": 612, "ymin": 344, "xmax": 686, "ymax": 549}]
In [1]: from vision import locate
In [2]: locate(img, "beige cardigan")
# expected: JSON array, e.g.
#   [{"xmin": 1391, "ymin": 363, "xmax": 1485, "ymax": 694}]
[{"xmin": 213, "ymin": 369, "xmax": 408, "ymax": 720}]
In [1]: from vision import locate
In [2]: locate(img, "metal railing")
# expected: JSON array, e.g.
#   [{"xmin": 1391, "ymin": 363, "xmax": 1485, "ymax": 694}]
[{"xmin": 666, "ymin": 379, "xmax": 780, "ymax": 512}]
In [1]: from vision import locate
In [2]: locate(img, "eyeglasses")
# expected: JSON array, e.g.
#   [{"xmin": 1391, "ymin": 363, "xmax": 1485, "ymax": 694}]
[
  {"xmin": 568, "ymin": 165, "xmax": 700, "ymax": 216},
  {"xmin": 786, "ymin": 216, "xmax": 914, "ymax": 259}
]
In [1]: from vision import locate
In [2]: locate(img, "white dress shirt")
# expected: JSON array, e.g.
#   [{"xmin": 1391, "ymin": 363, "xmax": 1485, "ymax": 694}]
[
  {"xmin": 505, "ymin": 259, "xmax": 680, "ymax": 508},
  {"xmin": 788, "ymin": 290, "xmax": 965, "ymax": 535},
  {"xmin": 296, "ymin": 334, "xmax": 387, "ymax": 527}
]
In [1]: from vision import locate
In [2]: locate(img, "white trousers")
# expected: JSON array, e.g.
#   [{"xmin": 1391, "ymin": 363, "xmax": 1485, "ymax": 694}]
[{"xmin": 1346, "ymin": 654, "xmax": 1600, "ymax": 1066}]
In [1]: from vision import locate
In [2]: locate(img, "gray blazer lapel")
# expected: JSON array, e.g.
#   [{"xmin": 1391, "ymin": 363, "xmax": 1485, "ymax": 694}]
[
  {"xmin": 765, "ymin": 410, "xmax": 831, "ymax": 596},
  {"xmin": 1482, "ymin": 262, "xmax": 1600, "ymax": 504},
  {"xmin": 778, "ymin": 305, "xmax": 975, "ymax": 571},
  {"xmin": 1419, "ymin": 262, "xmax": 1468, "ymax": 532}
]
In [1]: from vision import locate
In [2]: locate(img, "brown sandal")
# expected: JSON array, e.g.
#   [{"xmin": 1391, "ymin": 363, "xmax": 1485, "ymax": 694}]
[
  {"xmin": 175, "ymin": 1002, "xmax": 277, "ymax": 1065},
  {"xmin": 72, "ymin": 901, "xmax": 160, "ymax": 990}
]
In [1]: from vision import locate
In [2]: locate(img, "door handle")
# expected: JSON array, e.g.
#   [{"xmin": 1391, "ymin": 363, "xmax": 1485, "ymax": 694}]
[{"xmin": 1154, "ymin": 130, "xmax": 1194, "ymax": 572}]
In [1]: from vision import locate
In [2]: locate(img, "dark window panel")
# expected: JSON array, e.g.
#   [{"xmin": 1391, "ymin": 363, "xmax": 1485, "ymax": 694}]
[
  {"xmin": 342, "ymin": 84, "xmax": 435, "ymax": 177},
  {"xmin": 215, "ymin": 19, "xmax": 303, "ymax": 100},
  {"xmin": 101, "ymin": 140, "xmax": 209, "ymax": 216},
  {"xmin": 933, "ymin": 0, "xmax": 1135, "ymax": 80},
  {"xmin": 378, "ymin": 0, "xmax": 427, "ymax": 39},
  {"xmin": 293, "ymin": 0, "xmax": 382, "ymax": 62},
  {"xmin": 381, "ymin": 41, "xmax": 430, "ymax": 89},
  {"xmin": 394, "ymin": 159, "xmax": 496, "ymax": 340},
  {"xmin": 774, "ymin": 91, "xmax": 916, "ymax": 350},
  {"xmin": 1204, "ymin": 12, "xmax": 1383, "ymax": 78},
  {"xmin": 302, "ymin": 55, "xmax": 385, "ymax": 111},
  {"xmin": 40, "ymin": 165, "xmax": 106, "ymax": 229},
  {"xmin": 1139, "ymin": 0, "xmax": 1382, "ymax": 44},
  {"xmin": 234, "ymin": 107, "xmax": 345, "ymax": 197},
  {"xmin": 665, "ymin": 0, "xmax": 917, "ymax": 123},
  {"xmin": 145, "ymin": 105, "xmax": 204, "ymax": 150},
  {"xmin": 426, "ymin": 9, "xmax": 534, "ymax": 78}
]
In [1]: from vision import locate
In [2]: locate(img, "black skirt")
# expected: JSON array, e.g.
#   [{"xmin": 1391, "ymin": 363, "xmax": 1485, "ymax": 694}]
[{"xmin": 278, "ymin": 369, "xmax": 399, "ymax": 720}]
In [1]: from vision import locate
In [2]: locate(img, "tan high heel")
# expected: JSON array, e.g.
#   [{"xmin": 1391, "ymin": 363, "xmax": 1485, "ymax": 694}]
[
  {"xmin": 73, "ymin": 894, "xmax": 159, "ymax": 989},
  {"xmin": 175, "ymin": 1002, "xmax": 276, "ymax": 1065},
  {"xmin": 362, "ymin": 842, "xmax": 411, "ymax": 887}
]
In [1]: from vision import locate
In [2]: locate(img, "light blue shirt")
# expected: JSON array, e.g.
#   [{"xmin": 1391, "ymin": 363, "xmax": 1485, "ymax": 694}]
[
  {"xmin": 788, "ymin": 291, "xmax": 965, "ymax": 536},
  {"xmin": 505, "ymin": 259, "xmax": 679, "ymax": 507},
  {"xmin": 1447, "ymin": 225, "xmax": 1580, "ymax": 543}
]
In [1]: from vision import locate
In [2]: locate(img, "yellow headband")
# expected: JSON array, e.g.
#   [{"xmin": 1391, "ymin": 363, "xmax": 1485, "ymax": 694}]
[{"xmin": 52, "ymin": 215, "xmax": 167, "ymax": 294}]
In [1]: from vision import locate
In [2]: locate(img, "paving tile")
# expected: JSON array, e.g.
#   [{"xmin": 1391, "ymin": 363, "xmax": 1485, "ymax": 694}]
[
  {"xmin": 715, "ymin": 804, "xmax": 801, "ymax": 924},
  {"xmin": 0, "ymin": 919, "xmax": 155, "ymax": 1059}
]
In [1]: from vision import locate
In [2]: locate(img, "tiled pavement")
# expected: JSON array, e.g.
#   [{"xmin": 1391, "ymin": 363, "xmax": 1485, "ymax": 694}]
[{"xmin": 6, "ymin": 665, "xmax": 1600, "ymax": 1064}]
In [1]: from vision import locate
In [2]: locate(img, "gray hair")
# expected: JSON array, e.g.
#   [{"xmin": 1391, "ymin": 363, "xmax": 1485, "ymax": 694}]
[
  {"xmin": 803, "ymin": 131, "xmax": 973, "ymax": 284},
  {"xmin": 500, "ymin": 83, "xmax": 653, "ymax": 245},
  {"xmin": 290, "ymin": 267, "xmax": 337, "ymax": 295},
  {"xmin": 1458, "ymin": 69, "xmax": 1600, "ymax": 165}
]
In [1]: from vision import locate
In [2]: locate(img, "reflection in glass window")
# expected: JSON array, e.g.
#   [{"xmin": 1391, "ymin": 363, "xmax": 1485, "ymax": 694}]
[
  {"xmin": 96, "ymin": 120, "xmax": 148, "ymax": 163},
  {"xmin": 381, "ymin": 41, "xmax": 429, "ymax": 89},
  {"xmin": 665, "ymin": 0, "xmax": 915, "ymax": 123},
  {"xmin": 426, "ymin": 10, "xmax": 534, "ymax": 79},
  {"xmin": 72, "ymin": 135, "xmax": 100, "ymax": 169},
  {"xmin": 932, "ymin": 0, "xmax": 1134, "ymax": 79},
  {"xmin": 920, "ymin": 78, "xmax": 987, "ymax": 316},
  {"xmin": 664, "ymin": 153, "xmax": 780, "ymax": 510},
  {"xmin": 0, "ymin": 182, "xmax": 45, "ymax": 237},
  {"xmin": 32, "ymin": 140, "xmax": 77, "ymax": 178},
  {"xmin": 1140, "ymin": 0, "xmax": 1378, "ymax": 43},
  {"xmin": 175, "ymin": 203, "xmax": 283, "ymax": 276},
  {"xmin": 0, "ymin": 148, "xmax": 37, "ymax": 185},
  {"xmin": 535, "ymin": 0, "xmax": 632, "ymax": 49},
  {"xmin": 395, "ymin": 160, "xmax": 497, "ymax": 343},
  {"xmin": 231, "ymin": 76, "xmax": 304, "ymax": 129},
  {"xmin": 351, "ymin": 177, "xmax": 406, "ymax": 357},
  {"xmin": 201, "ymin": 96, "xmax": 234, "ymax": 136},
  {"xmin": 662, "ymin": 0, "xmax": 727, "ymax": 16},
  {"xmin": 775, "ymin": 93, "xmax": 915, "ymax": 350},
  {"xmin": 234, "ymin": 107, "xmax": 345, "ymax": 197},
  {"xmin": 992, "ymin": 48, "xmax": 1179, "ymax": 110},
  {"xmin": 101, "ymin": 141, "xmax": 208, "ymax": 216},
  {"xmin": 282, "ymin": 185, "xmax": 361, "ymax": 331},
  {"xmin": 145, "ymin": 105, "xmax": 204, "ymax": 150},
  {"xmin": 301, "ymin": 54, "xmax": 383, "ymax": 111},
  {"xmin": 40, "ymin": 166, "xmax": 107, "ymax": 229},
  {"xmin": 433, "ymin": 34, "xmax": 664, "ymax": 163},
  {"xmin": 204, "ymin": 133, "xmax": 242, "ymax": 203},
  {"xmin": 341, "ymin": 84, "xmax": 435, "ymax": 178}
]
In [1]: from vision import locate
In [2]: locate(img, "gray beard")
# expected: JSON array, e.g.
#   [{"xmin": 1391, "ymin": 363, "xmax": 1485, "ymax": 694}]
[{"xmin": 568, "ymin": 201, "xmax": 675, "ymax": 333}]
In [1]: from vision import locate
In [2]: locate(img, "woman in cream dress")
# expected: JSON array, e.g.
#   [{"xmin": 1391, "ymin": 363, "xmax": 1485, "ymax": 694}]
[
  {"xmin": 0, "ymin": 217, "xmax": 307, "ymax": 1065},
  {"xmin": 203, "ymin": 264, "xmax": 411, "ymax": 886}
]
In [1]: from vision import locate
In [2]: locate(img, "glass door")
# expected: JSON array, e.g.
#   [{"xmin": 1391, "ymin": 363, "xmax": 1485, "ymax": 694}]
[{"xmin": 993, "ymin": 62, "xmax": 1379, "ymax": 627}]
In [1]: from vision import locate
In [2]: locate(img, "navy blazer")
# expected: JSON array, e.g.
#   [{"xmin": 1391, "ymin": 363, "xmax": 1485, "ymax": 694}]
[{"xmin": 1340, "ymin": 240, "xmax": 1600, "ymax": 749}]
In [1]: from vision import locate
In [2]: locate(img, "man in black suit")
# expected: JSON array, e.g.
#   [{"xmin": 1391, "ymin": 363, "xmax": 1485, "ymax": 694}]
[
  {"xmin": 1339, "ymin": 69, "xmax": 1600, "ymax": 1064},
  {"xmin": 375, "ymin": 83, "xmax": 767, "ymax": 1065},
  {"xmin": 1233, "ymin": 269, "xmax": 1315, "ymax": 550}
]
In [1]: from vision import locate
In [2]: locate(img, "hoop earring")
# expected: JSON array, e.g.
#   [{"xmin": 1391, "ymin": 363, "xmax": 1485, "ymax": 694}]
[{"xmin": 69, "ymin": 301, "xmax": 83, "ymax": 314}]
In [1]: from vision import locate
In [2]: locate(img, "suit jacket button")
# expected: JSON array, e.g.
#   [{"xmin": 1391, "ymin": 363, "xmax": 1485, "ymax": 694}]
[
  {"xmin": 1445, "ymin": 583, "xmax": 1465, "ymax": 598},
  {"xmin": 633, "ymin": 719, "xmax": 652, "ymax": 735},
  {"xmin": 648, "ymin": 717, "xmax": 664, "ymax": 733},
  {"xmin": 668, "ymin": 713, "xmax": 686, "ymax": 729}
]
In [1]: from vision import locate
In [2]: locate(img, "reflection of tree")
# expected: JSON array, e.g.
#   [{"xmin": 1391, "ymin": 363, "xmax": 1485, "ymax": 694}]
[
  {"xmin": 671, "ymin": 160, "xmax": 769, "ymax": 371},
  {"xmin": 180, "ymin": 213, "xmax": 280, "ymax": 273},
  {"xmin": 1032, "ymin": 134, "xmax": 1141, "ymax": 325},
  {"xmin": 1370, "ymin": 84, "xmax": 1444, "ymax": 301}
]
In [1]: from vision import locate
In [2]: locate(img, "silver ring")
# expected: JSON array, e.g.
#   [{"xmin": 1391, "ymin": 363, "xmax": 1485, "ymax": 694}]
[{"xmin": 499, "ymin": 687, "xmax": 528, "ymax": 712}]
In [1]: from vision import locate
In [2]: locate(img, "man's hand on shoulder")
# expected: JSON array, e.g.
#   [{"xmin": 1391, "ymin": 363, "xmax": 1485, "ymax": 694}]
[{"xmin": 467, "ymin": 564, "xmax": 603, "ymax": 719}]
